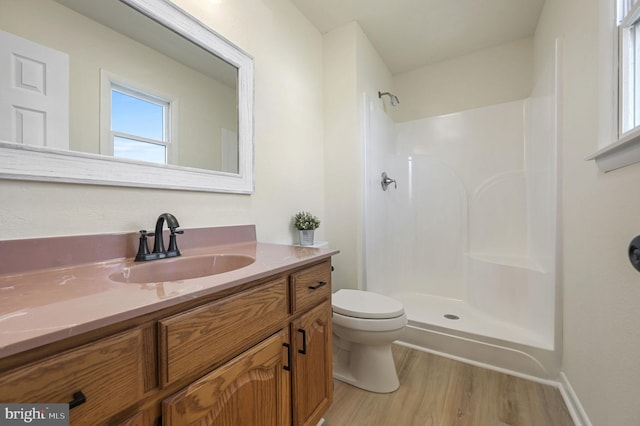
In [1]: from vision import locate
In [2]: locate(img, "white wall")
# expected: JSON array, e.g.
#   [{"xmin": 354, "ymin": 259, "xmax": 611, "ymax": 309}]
[
  {"xmin": 0, "ymin": 0, "xmax": 325, "ymax": 245},
  {"xmin": 323, "ymin": 23, "xmax": 358, "ymax": 291},
  {"xmin": 324, "ymin": 22, "xmax": 393, "ymax": 291},
  {"xmin": 535, "ymin": 0, "xmax": 640, "ymax": 424},
  {"xmin": 393, "ymin": 37, "xmax": 534, "ymax": 122}
]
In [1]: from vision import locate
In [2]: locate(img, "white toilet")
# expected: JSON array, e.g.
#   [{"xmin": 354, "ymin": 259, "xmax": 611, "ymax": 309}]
[{"xmin": 331, "ymin": 289, "xmax": 407, "ymax": 393}]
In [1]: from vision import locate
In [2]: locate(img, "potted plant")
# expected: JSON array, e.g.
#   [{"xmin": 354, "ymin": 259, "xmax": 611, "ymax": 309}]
[{"xmin": 293, "ymin": 211, "xmax": 320, "ymax": 246}]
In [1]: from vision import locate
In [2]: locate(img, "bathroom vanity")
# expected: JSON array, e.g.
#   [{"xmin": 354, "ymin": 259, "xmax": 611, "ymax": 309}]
[{"xmin": 0, "ymin": 225, "xmax": 336, "ymax": 425}]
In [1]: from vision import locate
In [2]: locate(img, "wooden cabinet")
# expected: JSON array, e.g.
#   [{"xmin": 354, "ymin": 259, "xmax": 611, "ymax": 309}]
[
  {"xmin": 289, "ymin": 261, "xmax": 333, "ymax": 426},
  {"xmin": 163, "ymin": 330, "xmax": 291, "ymax": 425},
  {"xmin": 158, "ymin": 278, "xmax": 288, "ymax": 387},
  {"xmin": 0, "ymin": 328, "xmax": 148, "ymax": 425},
  {"xmin": 290, "ymin": 262, "xmax": 332, "ymax": 314},
  {"xmin": 160, "ymin": 260, "xmax": 333, "ymax": 426},
  {"xmin": 0, "ymin": 259, "xmax": 333, "ymax": 426},
  {"xmin": 291, "ymin": 301, "xmax": 332, "ymax": 426}
]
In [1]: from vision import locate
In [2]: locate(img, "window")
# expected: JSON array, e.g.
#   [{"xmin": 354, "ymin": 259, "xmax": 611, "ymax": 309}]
[
  {"xmin": 110, "ymin": 84, "xmax": 170, "ymax": 164},
  {"xmin": 588, "ymin": 0, "xmax": 640, "ymax": 171},
  {"xmin": 618, "ymin": 0, "xmax": 640, "ymax": 136}
]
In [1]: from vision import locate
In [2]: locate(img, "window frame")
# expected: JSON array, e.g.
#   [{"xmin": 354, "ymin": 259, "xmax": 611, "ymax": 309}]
[
  {"xmin": 111, "ymin": 83, "xmax": 170, "ymax": 164},
  {"xmin": 99, "ymin": 70, "xmax": 179, "ymax": 165},
  {"xmin": 617, "ymin": 0, "xmax": 640, "ymax": 136},
  {"xmin": 589, "ymin": 0, "xmax": 640, "ymax": 171}
]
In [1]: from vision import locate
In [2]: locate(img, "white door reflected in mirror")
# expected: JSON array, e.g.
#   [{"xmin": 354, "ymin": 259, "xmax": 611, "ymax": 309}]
[{"xmin": 0, "ymin": 30, "xmax": 69, "ymax": 150}]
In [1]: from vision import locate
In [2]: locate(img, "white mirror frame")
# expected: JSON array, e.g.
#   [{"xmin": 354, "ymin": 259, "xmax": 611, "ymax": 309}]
[{"xmin": 0, "ymin": 0, "xmax": 255, "ymax": 194}]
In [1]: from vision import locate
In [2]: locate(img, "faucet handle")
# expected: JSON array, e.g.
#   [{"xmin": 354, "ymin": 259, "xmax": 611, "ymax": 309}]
[
  {"xmin": 135, "ymin": 230, "xmax": 155, "ymax": 262},
  {"xmin": 167, "ymin": 229, "xmax": 184, "ymax": 257}
]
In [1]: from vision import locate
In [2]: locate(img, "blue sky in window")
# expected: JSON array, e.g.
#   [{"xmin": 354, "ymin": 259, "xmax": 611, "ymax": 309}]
[
  {"xmin": 111, "ymin": 90, "xmax": 164, "ymax": 140},
  {"xmin": 114, "ymin": 136, "xmax": 166, "ymax": 164}
]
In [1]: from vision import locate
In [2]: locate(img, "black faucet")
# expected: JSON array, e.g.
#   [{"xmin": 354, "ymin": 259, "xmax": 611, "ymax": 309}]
[{"xmin": 135, "ymin": 213, "xmax": 184, "ymax": 262}]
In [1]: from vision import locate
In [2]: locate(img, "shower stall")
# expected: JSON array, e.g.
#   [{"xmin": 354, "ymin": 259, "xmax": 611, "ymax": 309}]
[{"xmin": 362, "ymin": 57, "xmax": 559, "ymax": 378}]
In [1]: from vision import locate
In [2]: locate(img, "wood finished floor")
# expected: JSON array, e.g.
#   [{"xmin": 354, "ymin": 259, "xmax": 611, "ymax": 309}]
[{"xmin": 323, "ymin": 345, "xmax": 574, "ymax": 426}]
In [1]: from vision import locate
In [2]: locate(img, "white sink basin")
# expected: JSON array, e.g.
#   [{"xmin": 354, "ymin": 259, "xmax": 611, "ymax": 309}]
[{"xmin": 109, "ymin": 254, "xmax": 255, "ymax": 284}]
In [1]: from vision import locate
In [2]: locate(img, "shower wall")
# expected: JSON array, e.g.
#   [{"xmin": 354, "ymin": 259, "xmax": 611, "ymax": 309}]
[{"xmin": 364, "ymin": 95, "xmax": 558, "ymax": 358}]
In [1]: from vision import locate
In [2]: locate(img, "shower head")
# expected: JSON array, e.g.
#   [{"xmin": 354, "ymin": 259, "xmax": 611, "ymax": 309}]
[{"xmin": 378, "ymin": 91, "xmax": 400, "ymax": 106}]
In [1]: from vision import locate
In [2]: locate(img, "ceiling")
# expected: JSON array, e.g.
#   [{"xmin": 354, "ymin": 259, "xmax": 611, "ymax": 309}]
[{"xmin": 290, "ymin": 0, "xmax": 546, "ymax": 75}]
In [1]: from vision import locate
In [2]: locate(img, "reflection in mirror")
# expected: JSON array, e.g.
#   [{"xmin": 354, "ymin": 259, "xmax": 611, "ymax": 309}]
[
  {"xmin": 0, "ymin": 0, "xmax": 254, "ymax": 193},
  {"xmin": 111, "ymin": 86, "xmax": 170, "ymax": 165},
  {"xmin": 2, "ymin": 0, "xmax": 237, "ymax": 172}
]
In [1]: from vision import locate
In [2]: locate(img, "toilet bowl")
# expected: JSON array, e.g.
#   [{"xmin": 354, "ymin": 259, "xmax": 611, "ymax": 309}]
[{"xmin": 332, "ymin": 289, "xmax": 407, "ymax": 393}]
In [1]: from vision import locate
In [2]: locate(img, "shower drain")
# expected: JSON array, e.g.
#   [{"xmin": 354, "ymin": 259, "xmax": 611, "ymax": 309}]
[{"xmin": 444, "ymin": 314, "xmax": 460, "ymax": 320}]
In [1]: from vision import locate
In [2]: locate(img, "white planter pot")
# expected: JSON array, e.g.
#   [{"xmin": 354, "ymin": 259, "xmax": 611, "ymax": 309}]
[{"xmin": 298, "ymin": 230, "xmax": 315, "ymax": 246}]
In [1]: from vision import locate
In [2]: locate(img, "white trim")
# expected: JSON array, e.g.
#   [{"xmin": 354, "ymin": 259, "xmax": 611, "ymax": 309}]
[
  {"xmin": 620, "ymin": 0, "xmax": 640, "ymax": 27},
  {"xmin": 0, "ymin": 140, "xmax": 250, "ymax": 193},
  {"xmin": 558, "ymin": 372, "xmax": 593, "ymax": 426},
  {"xmin": 360, "ymin": 92, "xmax": 371, "ymax": 292},
  {"xmin": 589, "ymin": 0, "xmax": 640, "ymax": 172},
  {"xmin": 598, "ymin": 0, "xmax": 619, "ymax": 157},
  {"xmin": 585, "ymin": 128, "xmax": 640, "ymax": 172},
  {"xmin": 0, "ymin": 0, "xmax": 254, "ymax": 193}
]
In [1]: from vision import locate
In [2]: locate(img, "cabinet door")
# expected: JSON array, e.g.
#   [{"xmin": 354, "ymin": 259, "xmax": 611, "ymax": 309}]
[
  {"xmin": 291, "ymin": 301, "xmax": 333, "ymax": 426},
  {"xmin": 163, "ymin": 330, "xmax": 291, "ymax": 426}
]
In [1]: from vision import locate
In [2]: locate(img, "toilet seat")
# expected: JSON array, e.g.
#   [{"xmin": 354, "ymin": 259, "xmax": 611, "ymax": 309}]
[
  {"xmin": 332, "ymin": 289, "xmax": 404, "ymax": 319},
  {"xmin": 332, "ymin": 311, "xmax": 407, "ymax": 332}
]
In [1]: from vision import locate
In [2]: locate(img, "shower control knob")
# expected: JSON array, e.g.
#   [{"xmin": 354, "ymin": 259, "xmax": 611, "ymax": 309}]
[
  {"xmin": 381, "ymin": 172, "xmax": 397, "ymax": 191},
  {"xmin": 628, "ymin": 235, "xmax": 640, "ymax": 272}
]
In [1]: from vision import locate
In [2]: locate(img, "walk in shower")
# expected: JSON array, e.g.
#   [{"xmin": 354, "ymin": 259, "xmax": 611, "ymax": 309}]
[{"xmin": 363, "ymin": 52, "xmax": 559, "ymax": 378}]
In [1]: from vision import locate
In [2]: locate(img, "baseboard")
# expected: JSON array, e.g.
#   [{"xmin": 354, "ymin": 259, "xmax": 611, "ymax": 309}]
[{"xmin": 557, "ymin": 372, "xmax": 592, "ymax": 426}]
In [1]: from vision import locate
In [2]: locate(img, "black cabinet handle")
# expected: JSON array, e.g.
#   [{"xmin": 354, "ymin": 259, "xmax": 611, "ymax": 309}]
[
  {"xmin": 283, "ymin": 343, "xmax": 291, "ymax": 371},
  {"xmin": 308, "ymin": 281, "xmax": 327, "ymax": 290},
  {"xmin": 68, "ymin": 391, "xmax": 86, "ymax": 409},
  {"xmin": 297, "ymin": 328, "xmax": 307, "ymax": 355}
]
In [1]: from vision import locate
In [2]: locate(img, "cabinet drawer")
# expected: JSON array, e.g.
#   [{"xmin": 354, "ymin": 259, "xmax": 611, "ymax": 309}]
[
  {"xmin": 0, "ymin": 328, "xmax": 146, "ymax": 425},
  {"xmin": 159, "ymin": 278, "xmax": 288, "ymax": 386},
  {"xmin": 290, "ymin": 261, "xmax": 332, "ymax": 314}
]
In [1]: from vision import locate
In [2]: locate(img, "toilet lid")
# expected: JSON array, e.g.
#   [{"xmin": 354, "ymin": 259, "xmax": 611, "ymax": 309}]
[{"xmin": 332, "ymin": 289, "xmax": 405, "ymax": 319}]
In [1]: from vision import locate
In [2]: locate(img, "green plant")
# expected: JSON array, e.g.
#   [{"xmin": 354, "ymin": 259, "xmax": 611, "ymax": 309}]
[{"xmin": 293, "ymin": 211, "xmax": 320, "ymax": 230}]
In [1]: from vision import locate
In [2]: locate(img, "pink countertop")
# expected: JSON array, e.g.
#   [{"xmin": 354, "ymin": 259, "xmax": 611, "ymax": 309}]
[{"xmin": 0, "ymin": 225, "xmax": 338, "ymax": 359}]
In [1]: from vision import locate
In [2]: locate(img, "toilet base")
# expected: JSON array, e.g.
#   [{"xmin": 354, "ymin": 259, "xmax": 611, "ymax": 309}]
[{"xmin": 333, "ymin": 338, "xmax": 400, "ymax": 393}]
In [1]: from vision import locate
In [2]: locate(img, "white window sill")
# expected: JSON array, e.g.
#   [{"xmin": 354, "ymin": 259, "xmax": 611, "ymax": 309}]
[{"xmin": 586, "ymin": 130, "xmax": 640, "ymax": 172}]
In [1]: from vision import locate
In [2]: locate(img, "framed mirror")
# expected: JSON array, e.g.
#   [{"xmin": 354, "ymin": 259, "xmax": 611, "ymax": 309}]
[{"xmin": 0, "ymin": 0, "xmax": 254, "ymax": 193}]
